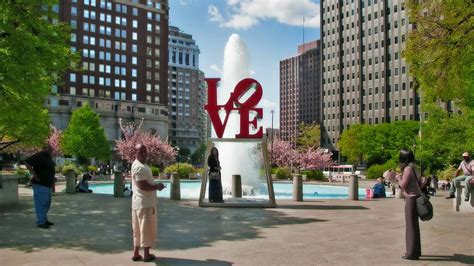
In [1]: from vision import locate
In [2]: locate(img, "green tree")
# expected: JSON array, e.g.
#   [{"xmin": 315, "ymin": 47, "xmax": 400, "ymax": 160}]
[
  {"xmin": 338, "ymin": 124, "xmax": 366, "ymax": 164},
  {"xmin": 404, "ymin": 0, "xmax": 474, "ymax": 110},
  {"xmin": 61, "ymin": 104, "xmax": 110, "ymax": 161},
  {"xmin": 296, "ymin": 123, "xmax": 320, "ymax": 149},
  {"xmin": 417, "ymin": 105, "xmax": 474, "ymax": 173},
  {"xmin": 177, "ymin": 146, "xmax": 191, "ymax": 162},
  {"xmin": 191, "ymin": 143, "xmax": 207, "ymax": 165},
  {"xmin": 0, "ymin": 1, "xmax": 77, "ymax": 150},
  {"xmin": 339, "ymin": 121, "xmax": 419, "ymax": 166}
]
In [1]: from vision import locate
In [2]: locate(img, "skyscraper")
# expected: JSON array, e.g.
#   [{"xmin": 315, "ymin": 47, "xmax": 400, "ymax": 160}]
[
  {"xmin": 280, "ymin": 40, "xmax": 322, "ymax": 143},
  {"xmin": 168, "ymin": 26, "xmax": 208, "ymax": 152},
  {"xmin": 48, "ymin": 0, "xmax": 170, "ymax": 143},
  {"xmin": 320, "ymin": 0, "xmax": 419, "ymax": 156}
]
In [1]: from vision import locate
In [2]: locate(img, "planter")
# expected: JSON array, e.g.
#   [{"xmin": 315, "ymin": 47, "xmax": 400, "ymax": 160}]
[{"xmin": 0, "ymin": 173, "xmax": 20, "ymax": 206}]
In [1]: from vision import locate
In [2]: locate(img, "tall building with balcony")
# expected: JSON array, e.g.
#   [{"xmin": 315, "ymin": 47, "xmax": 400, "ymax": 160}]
[
  {"xmin": 320, "ymin": 0, "xmax": 419, "ymax": 156},
  {"xmin": 168, "ymin": 26, "xmax": 208, "ymax": 152},
  {"xmin": 280, "ymin": 40, "xmax": 322, "ymax": 143},
  {"xmin": 48, "ymin": 0, "xmax": 170, "ymax": 145}
]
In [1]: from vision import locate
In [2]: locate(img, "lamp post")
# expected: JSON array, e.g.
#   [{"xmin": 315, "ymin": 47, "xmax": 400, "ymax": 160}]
[{"xmin": 271, "ymin": 110, "xmax": 274, "ymax": 166}]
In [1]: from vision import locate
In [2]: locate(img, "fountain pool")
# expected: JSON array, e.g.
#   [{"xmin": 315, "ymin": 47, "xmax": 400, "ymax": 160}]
[{"xmin": 90, "ymin": 181, "xmax": 366, "ymax": 200}]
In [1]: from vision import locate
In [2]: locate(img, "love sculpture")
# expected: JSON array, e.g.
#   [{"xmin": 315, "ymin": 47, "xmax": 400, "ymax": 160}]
[{"xmin": 204, "ymin": 78, "xmax": 263, "ymax": 139}]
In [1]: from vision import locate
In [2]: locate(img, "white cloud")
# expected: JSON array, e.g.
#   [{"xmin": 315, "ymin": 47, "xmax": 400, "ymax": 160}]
[
  {"xmin": 209, "ymin": 64, "xmax": 222, "ymax": 73},
  {"xmin": 208, "ymin": 5, "xmax": 224, "ymax": 23},
  {"xmin": 208, "ymin": 0, "xmax": 320, "ymax": 30},
  {"xmin": 179, "ymin": 0, "xmax": 193, "ymax": 6},
  {"xmin": 249, "ymin": 69, "xmax": 256, "ymax": 76},
  {"xmin": 258, "ymin": 100, "xmax": 280, "ymax": 131},
  {"xmin": 259, "ymin": 98, "xmax": 277, "ymax": 110}
]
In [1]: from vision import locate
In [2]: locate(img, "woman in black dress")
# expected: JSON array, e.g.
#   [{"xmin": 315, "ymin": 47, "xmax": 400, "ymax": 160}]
[{"xmin": 208, "ymin": 147, "xmax": 223, "ymax": 202}]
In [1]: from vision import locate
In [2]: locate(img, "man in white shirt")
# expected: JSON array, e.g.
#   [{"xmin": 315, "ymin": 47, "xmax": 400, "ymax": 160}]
[
  {"xmin": 131, "ymin": 144, "xmax": 165, "ymax": 262},
  {"xmin": 446, "ymin": 152, "xmax": 474, "ymax": 201}
]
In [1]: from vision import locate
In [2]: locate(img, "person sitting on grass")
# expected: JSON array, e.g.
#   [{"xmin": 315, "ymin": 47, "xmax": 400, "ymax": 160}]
[
  {"xmin": 372, "ymin": 177, "xmax": 386, "ymax": 198},
  {"xmin": 76, "ymin": 172, "xmax": 93, "ymax": 193}
]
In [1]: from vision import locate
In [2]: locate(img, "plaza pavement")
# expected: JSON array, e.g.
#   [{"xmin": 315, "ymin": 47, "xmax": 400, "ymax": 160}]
[{"xmin": 0, "ymin": 182, "xmax": 473, "ymax": 266}]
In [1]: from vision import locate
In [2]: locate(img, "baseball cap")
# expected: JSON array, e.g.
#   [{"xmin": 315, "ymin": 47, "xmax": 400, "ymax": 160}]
[{"xmin": 462, "ymin": 152, "xmax": 469, "ymax": 157}]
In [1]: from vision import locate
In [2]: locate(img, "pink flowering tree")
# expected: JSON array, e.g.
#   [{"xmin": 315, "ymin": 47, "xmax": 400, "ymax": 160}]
[
  {"xmin": 269, "ymin": 138, "xmax": 334, "ymax": 171},
  {"xmin": 47, "ymin": 126, "xmax": 62, "ymax": 157},
  {"xmin": 269, "ymin": 139, "xmax": 300, "ymax": 168},
  {"xmin": 116, "ymin": 119, "xmax": 177, "ymax": 166},
  {"xmin": 3, "ymin": 126, "xmax": 63, "ymax": 157},
  {"xmin": 299, "ymin": 147, "xmax": 334, "ymax": 170}
]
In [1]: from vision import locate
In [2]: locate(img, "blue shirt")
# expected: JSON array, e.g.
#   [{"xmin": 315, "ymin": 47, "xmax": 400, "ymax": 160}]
[{"xmin": 373, "ymin": 182, "xmax": 386, "ymax": 198}]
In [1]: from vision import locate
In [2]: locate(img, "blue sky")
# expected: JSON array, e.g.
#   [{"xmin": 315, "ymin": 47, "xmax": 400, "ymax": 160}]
[{"xmin": 169, "ymin": 0, "xmax": 321, "ymax": 130}]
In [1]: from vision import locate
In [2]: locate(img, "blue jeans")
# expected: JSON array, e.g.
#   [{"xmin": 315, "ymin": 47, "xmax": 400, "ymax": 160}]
[{"xmin": 32, "ymin": 184, "xmax": 52, "ymax": 225}]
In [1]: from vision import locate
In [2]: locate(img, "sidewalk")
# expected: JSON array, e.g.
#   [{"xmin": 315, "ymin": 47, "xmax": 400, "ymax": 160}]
[{"xmin": 0, "ymin": 186, "xmax": 472, "ymax": 265}]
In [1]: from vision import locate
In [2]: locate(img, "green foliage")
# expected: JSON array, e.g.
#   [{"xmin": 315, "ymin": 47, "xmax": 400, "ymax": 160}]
[
  {"xmin": 195, "ymin": 168, "xmax": 204, "ymax": 175},
  {"xmin": 61, "ymin": 163, "xmax": 82, "ymax": 175},
  {"xmin": 164, "ymin": 163, "xmax": 195, "ymax": 179},
  {"xmin": 177, "ymin": 146, "xmax": 191, "ymax": 162},
  {"xmin": 366, "ymin": 160, "xmax": 398, "ymax": 179},
  {"xmin": 87, "ymin": 165, "xmax": 97, "ymax": 173},
  {"xmin": 404, "ymin": 0, "xmax": 474, "ymax": 110},
  {"xmin": 150, "ymin": 166, "xmax": 160, "ymax": 176},
  {"xmin": 296, "ymin": 123, "xmax": 320, "ymax": 149},
  {"xmin": 191, "ymin": 143, "xmax": 207, "ymax": 165},
  {"xmin": 437, "ymin": 165, "xmax": 457, "ymax": 182},
  {"xmin": 339, "ymin": 121, "xmax": 419, "ymax": 166},
  {"xmin": 417, "ymin": 106, "xmax": 474, "ymax": 173},
  {"xmin": 61, "ymin": 104, "xmax": 110, "ymax": 161},
  {"xmin": 0, "ymin": 1, "xmax": 78, "ymax": 150},
  {"xmin": 275, "ymin": 167, "xmax": 292, "ymax": 180},
  {"xmin": 15, "ymin": 169, "xmax": 31, "ymax": 184},
  {"xmin": 302, "ymin": 170, "xmax": 325, "ymax": 181}
]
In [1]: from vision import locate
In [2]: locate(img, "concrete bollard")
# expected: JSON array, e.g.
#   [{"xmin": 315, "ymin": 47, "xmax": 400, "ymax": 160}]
[
  {"xmin": 348, "ymin": 175, "xmax": 358, "ymax": 200},
  {"xmin": 293, "ymin": 174, "xmax": 303, "ymax": 201},
  {"xmin": 395, "ymin": 188, "xmax": 405, "ymax": 199},
  {"xmin": 65, "ymin": 169, "xmax": 76, "ymax": 194},
  {"xmin": 114, "ymin": 171, "xmax": 124, "ymax": 198},
  {"xmin": 232, "ymin": 174, "xmax": 242, "ymax": 198},
  {"xmin": 170, "ymin": 173, "xmax": 180, "ymax": 200}
]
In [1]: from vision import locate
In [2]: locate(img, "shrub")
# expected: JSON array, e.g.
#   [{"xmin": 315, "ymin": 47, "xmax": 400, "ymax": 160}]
[
  {"xmin": 437, "ymin": 165, "xmax": 457, "ymax": 181},
  {"xmin": 87, "ymin": 165, "xmax": 98, "ymax": 173},
  {"xmin": 61, "ymin": 163, "xmax": 82, "ymax": 175},
  {"xmin": 275, "ymin": 167, "xmax": 292, "ymax": 180},
  {"xmin": 15, "ymin": 169, "xmax": 31, "ymax": 184},
  {"xmin": 150, "ymin": 166, "xmax": 160, "ymax": 176},
  {"xmin": 55, "ymin": 165, "xmax": 63, "ymax": 173},
  {"xmin": 195, "ymin": 168, "xmax": 204, "ymax": 175},
  {"xmin": 302, "ymin": 170, "xmax": 325, "ymax": 181},
  {"xmin": 367, "ymin": 160, "xmax": 397, "ymax": 179},
  {"xmin": 164, "ymin": 163, "xmax": 195, "ymax": 179}
]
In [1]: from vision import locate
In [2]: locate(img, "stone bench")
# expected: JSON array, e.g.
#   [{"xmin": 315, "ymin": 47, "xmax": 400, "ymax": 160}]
[
  {"xmin": 0, "ymin": 173, "xmax": 20, "ymax": 206},
  {"xmin": 453, "ymin": 180, "xmax": 474, "ymax": 212}
]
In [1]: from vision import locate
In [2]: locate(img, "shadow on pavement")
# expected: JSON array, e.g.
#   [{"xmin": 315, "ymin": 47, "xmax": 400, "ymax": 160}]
[
  {"xmin": 420, "ymin": 254, "xmax": 474, "ymax": 264},
  {"xmin": 0, "ymin": 193, "xmax": 325, "ymax": 254},
  {"xmin": 155, "ymin": 257, "xmax": 233, "ymax": 265},
  {"xmin": 276, "ymin": 204, "xmax": 369, "ymax": 210}
]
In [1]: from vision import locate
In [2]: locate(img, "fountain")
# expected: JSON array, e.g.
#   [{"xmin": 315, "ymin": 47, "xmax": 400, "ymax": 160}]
[{"xmin": 213, "ymin": 34, "xmax": 264, "ymax": 196}]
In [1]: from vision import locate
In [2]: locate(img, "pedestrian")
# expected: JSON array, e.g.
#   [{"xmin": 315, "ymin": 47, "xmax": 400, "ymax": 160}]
[
  {"xmin": 445, "ymin": 152, "xmax": 473, "ymax": 201},
  {"xmin": 131, "ymin": 144, "xmax": 166, "ymax": 262},
  {"xmin": 208, "ymin": 147, "xmax": 223, "ymax": 203},
  {"xmin": 396, "ymin": 148, "xmax": 422, "ymax": 260},
  {"xmin": 25, "ymin": 144, "xmax": 56, "ymax": 229}
]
